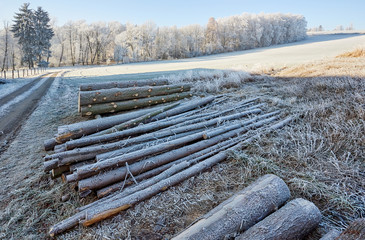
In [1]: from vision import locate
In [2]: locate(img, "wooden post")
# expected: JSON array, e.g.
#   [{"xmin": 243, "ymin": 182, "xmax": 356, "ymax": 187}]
[
  {"xmin": 4, "ymin": 71, "xmax": 6, "ymax": 79},
  {"xmin": 17, "ymin": 70, "xmax": 20, "ymax": 78},
  {"xmin": 12, "ymin": 70, "xmax": 14, "ymax": 79},
  {"xmin": 23, "ymin": 69, "xmax": 25, "ymax": 77}
]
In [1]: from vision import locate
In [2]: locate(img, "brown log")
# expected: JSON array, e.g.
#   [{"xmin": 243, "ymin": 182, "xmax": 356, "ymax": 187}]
[
  {"xmin": 236, "ymin": 198, "xmax": 321, "ymax": 240},
  {"xmin": 80, "ymin": 92, "xmax": 193, "ymax": 116},
  {"xmin": 44, "ymin": 158, "xmax": 59, "ymax": 172},
  {"xmin": 336, "ymin": 218, "xmax": 365, "ymax": 240},
  {"xmin": 77, "ymin": 116, "xmax": 278, "ymax": 191},
  {"xmin": 173, "ymin": 175, "xmax": 290, "ymax": 240},
  {"xmin": 79, "ymin": 84, "xmax": 191, "ymax": 106},
  {"xmin": 79, "ymin": 79, "xmax": 169, "ymax": 91},
  {"xmin": 51, "ymin": 165, "xmax": 70, "ymax": 179}
]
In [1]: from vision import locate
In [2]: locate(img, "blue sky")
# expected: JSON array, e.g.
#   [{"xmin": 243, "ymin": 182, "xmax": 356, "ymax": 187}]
[{"xmin": 0, "ymin": 0, "xmax": 364, "ymax": 30}]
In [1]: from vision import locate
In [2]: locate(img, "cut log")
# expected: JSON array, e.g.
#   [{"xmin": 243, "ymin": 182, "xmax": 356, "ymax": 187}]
[
  {"xmin": 172, "ymin": 174, "xmax": 290, "ymax": 240},
  {"xmin": 79, "ymin": 79, "xmax": 169, "ymax": 91},
  {"xmin": 80, "ymin": 92, "xmax": 193, "ymax": 116},
  {"xmin": 236, "ymin": 198, "xmax": 321, "ymax": 240},
  {"xmin": 79, "ymin": 84, "xmax": 191, "ymax": 106},
  {"xmin": 51, "ymin": 165, "xmax": 70, "ymax": 179},
  {"xmin": 336, "ymin": 218, "xmax": 365, "ymax": 240},
  {"xmin": 320, "ymin": 229, "xmax": 341, "ymax": 240}
]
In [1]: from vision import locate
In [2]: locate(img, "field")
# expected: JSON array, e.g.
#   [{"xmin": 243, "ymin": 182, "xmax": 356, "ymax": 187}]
[{"xmin": 0, "ymin": 34, "xmax": 364, "ymax": 239}]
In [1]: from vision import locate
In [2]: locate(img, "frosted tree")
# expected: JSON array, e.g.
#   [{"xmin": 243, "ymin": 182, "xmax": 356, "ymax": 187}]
[
  {"xmin": 205, "ymin": 17, "xmax": 220, "ymax": 54},
  {"xmin": 33, "ymin": 7, "xmax": 54, "ymax": 65},
  {"xmin": 11, "ymin": 3, "xmax": 36, "ymax": 68}
]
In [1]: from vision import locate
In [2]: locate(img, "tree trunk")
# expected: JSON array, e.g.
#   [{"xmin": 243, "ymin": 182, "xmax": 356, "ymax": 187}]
[
  {"xmin": 80, "ymin": 92, "xmax": 193, "ymax": 116},
  {"xmin": 79, "ymin": 79, "xmax": 169, "ymax": 91},
  {"xmin": 335, "ymin": 218, "xmax": 365, "ymax": 240},
  {"xmin": 236, "ymin": 198, "xmax": 321, "ymax": 240},
  {"xmin": 79, "ymin": 84, "xmax": 191, "ymax": 106}
]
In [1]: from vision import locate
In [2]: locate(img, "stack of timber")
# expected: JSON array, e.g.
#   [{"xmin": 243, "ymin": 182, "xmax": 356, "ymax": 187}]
[
  {"xmin": 44, "ymin": 93, "xmax": 293, "ymax": 236},
  {"xmin": 77, "ymin": 79, "xmax": 192, "ymax": 116}
]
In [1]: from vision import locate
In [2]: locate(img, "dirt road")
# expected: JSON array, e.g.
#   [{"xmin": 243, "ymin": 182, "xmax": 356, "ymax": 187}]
[{"xmin": 0, "ymin": 72, "xmax": 59, "ymax": 153}]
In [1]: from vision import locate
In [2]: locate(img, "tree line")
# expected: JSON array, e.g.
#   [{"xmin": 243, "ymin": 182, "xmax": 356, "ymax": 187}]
[{"xmin": 0, "ymin": 4, "xmax": 307, "ymax": 70}]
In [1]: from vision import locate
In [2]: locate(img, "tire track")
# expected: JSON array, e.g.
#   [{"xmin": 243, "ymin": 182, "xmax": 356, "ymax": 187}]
[{"xmin": 0, "ymin": 72, "xmax": 59, "ymax": 153}]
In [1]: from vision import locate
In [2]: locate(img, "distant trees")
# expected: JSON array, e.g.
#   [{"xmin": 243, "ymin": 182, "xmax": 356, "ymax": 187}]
[
  {"xmin": 1, "ymin": 11, "xmax": 308, "ymax": 69},
  {"xmin": 11, "ymin": 3, "xmax": 54, "ymax": 68}
]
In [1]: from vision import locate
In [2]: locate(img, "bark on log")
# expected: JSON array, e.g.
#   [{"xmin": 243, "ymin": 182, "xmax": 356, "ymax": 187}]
[
  {"xmin": 66, "ymin": 102, "xmax": 262, "ymax": 150},
  {"xmin": 336, "ymin": 218, "xmax": 365, "ymax": 240},
  {"xmin": 95, "ymin": 136, "xmax": 242, "ymax": 198},
  {"xmin": 79, "ymin": 79, "xmax": 169, "ymax": 91},
  {"xmin": 77, "ymin": 116, "xmax": 277, "ymax": 191},
  {"xmin": 80, "ymin": 92, "xmax": 192, "ymax": 116},
  {"xmin": 45, "ymin": 105, "xmax": 166, "ymax": 150},
  {"xmin": 150, "ymin": 96, "xmax": 215, "ymax": 121},
  {"xmin": 236, "ymin": 198, "xmax": 321, "ymax": 240},
  {"xmin": 79, "ymin": 84, "xmax": 191, "ymax": 106},
  {"xmin": 320, "ymin": 229, "xmax": 341, "ymax": 240},
  {"xmin": 172, "ymin": 174, "xmax": 290, "ymax": 240}
]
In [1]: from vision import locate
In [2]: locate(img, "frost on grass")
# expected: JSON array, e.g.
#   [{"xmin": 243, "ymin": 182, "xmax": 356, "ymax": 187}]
[{"xmin": 159, "ymin": 69, "xmax": 254, "ymax": 93}]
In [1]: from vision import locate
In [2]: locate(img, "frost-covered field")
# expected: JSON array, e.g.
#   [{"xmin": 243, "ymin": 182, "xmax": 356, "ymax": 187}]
[
  {"xmin": 62, "ymin": 33, "xmax": 365, "ymax": 80},
  {"xmin": 0, "ymin": 34, "xmax": 365, "ymax": 239}
]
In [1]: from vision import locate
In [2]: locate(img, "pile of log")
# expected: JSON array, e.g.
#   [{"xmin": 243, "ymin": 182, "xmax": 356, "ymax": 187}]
[
  {"xmin": 173, "ymin": 175, "xmax": 322, "ymax": 240},
  {"xmin": 77, "ymin": 79, "xmax": 192, "ymax": 116},
  {"xmin": 44, "ymin": 92, "xmax": 293, "ymax": 236}
]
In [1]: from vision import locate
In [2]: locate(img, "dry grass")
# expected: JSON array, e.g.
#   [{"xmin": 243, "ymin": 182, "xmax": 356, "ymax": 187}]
[
  {"xmin": 337, "ymin": 47, "xmax": 365, "ymax": 58},
  {"xmin": 0, "ymin": 51, "xmax": 364, "ymax": 239}
]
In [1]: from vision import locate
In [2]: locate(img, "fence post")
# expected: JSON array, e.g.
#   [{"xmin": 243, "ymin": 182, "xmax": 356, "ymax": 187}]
[
  {"xmin": 4, "ymin": 71, "xmax": 6, "ymax": 79},
  {"xmin": 27, "ymin": 69, "xmax": 28, "ymax": 76},
  {"xmin": 23, "ymin": 69, "xmax": 25, "ymax": 77},
  {"xmin": 17, "ymin": 70, "xmax": 20, "ymax": 78}
]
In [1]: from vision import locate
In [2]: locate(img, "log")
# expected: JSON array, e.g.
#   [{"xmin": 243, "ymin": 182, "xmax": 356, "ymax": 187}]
[
  {"xmin": 79, "ymin": 79, "xmax": 169, "ymax": 91},
  {"xmin": 45, "ymin": 105, "xmax": 167, "ymax": 150},
  {"xmin": 79, "ymin": 84, "xmax": 191, "ymax": 106},
  {"xmin": 77, "ymin": 116, "xmax": 278, "ymax": 191},
  {"xmin": 320, "ymin": 229, "xmax": 341, "ymax": 240},
  {"xmin": 51, "ymin": 165, "xmax": 70, "ymax": 179},
  {"xmin": 172, "ymin": 175, "xmax": 290, "ymax": 240},
  {"xmin": 80, "ymin": 92, "xmax": 193, "ymax": 116},
  {"xmin": 150, "ymin": 96, "xmax": 215, "ymax": 121},
  {"xmin": 336, "ymin": 218, "xmax": 365, "ymax": 240},
  {"xmin": 236, "ymin": 198, "xmax": 321, "ymax": 240}
]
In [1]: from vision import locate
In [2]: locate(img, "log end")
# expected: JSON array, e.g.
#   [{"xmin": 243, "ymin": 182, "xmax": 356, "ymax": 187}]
[{"xmin": 44, "ymin": 138, "xmax": 57, "ymax": 151}]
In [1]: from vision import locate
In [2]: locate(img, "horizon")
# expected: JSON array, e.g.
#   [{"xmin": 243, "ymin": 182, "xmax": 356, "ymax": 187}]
[{"xmin": 0, "ymin": 0, "xmax": 364, "ymax": 30}]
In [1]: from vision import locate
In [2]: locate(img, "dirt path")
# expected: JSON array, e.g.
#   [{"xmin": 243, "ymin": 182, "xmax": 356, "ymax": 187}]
[{"xmin": 0, "ymin": 72, "xmax": 59, "ymax": 153}]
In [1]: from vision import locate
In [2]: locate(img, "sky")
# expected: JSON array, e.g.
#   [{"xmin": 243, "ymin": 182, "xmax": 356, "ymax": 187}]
[{"xmin": 0, "ymin": 0, "xmax": 364, "ymax": 30}]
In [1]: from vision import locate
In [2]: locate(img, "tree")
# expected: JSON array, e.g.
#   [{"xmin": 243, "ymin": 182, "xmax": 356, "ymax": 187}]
[
  {"xmin": 11, "ymin": 3, "xmax": 53, "ymax": 68},
  {"xmin": 11, "ymin": 3, "xmax": 35, "ymax": 68},
  {"xmin": 33, "ymin": 6, "xmax": 54, "ymax": 64}
]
